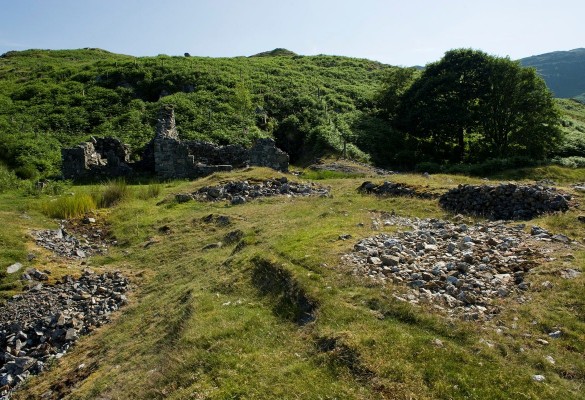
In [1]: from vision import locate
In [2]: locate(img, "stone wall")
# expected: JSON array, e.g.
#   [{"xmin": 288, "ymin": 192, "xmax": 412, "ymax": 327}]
[
  {"xmin": 149, "ymin": 106, "xmax": 288, "ymax": 179},
  {"xmin": 249, "ymin": 138, "xmax": 289, "ymax": 172},
  {"xmin": 62, "ymin": 106, "xmax": 289, "ymax": 180},
  {"xmin": 61, "ymin": 137, "xmax": 131, "ymax": 180},
  {"xmin": 439, "ymin": 183, "xmax": 571, "ymax": 220},
  {"xmin": 185, "ymin": 141, "xmax": 249, "ymax": 167}
]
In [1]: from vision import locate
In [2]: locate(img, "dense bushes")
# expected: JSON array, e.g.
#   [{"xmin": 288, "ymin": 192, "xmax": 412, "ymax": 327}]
[{"xmin": 0, "ymin": 49, "xmax": 396, "ymax": 174}]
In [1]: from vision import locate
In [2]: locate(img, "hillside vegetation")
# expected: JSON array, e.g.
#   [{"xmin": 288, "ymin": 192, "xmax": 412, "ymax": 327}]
[
  {"xmin": 0, "ymin": 48, "xmax": 395, "ymax": 177},
  {"xmin": 1, "ymin": 48, "xmax": 585, "ymax": 180}
]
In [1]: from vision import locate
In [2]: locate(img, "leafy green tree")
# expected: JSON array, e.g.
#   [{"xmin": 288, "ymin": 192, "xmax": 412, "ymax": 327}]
[
  {"xmin": 477, "ymin": 58, "xmax": 561, "ymax": 158},
  {"xmin": 375, "ymin": 67, "xmax": 419, "ymax": 121},
  {"xmin": 395, "ymin": 49, "xmax": 561, "ymax": 162}
]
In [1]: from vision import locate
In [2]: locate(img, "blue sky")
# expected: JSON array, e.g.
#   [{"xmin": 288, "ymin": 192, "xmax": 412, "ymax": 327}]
[{"xmin": 0, "ymin": 0, "xmax": 583, "ymax": 66}]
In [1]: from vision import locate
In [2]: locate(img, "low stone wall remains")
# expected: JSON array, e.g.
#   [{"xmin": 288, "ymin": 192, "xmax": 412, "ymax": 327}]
[
  {"xmin": 62, "ymin": 106, "xmax": 289, "ymax": 181},
  {"xmin": 439, "ymin": 184, "xmax": 571, "ymax": 220}
]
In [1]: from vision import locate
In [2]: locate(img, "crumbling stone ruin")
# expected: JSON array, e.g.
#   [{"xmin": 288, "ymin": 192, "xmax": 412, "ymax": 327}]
[
  {"xmin": 61, "ymin": 106, "xmax": 289, "ymax": 180},
  {"xmin": 439, "ymin": 183, "xmax": 571, "ymax": 220},
  {"xmin": 358, "ymin": 181, "xmax": 437, "ymax": 199},
  {"xmin": 61, "ymin": 137, "xmax": 132, "ymax": 180},
  {"xmin": 175, "ymin": 177, "xmax": 330, "ymax": 205}
]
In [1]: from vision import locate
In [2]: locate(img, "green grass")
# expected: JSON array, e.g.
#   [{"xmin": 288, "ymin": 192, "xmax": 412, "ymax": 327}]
[
  {"xmin": 40, "ymin": 192, "xmax": 97, "ymax": 219},
  {"xmin": 488, "ymin": 164, "xmax": 585, "ymax": 183},
  {"xmin": 301, "ymin": 169, "xmax": 366, "ymax": 180},
  {"xmin": 3, "ymin": 168, "xmax": 584, "ymax": 399},
  {"xmin": 92, "ymin": 179, "xmax": 130, "ymax": 208}
]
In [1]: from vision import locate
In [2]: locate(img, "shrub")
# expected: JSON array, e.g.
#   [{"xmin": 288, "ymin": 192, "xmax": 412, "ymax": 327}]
[
  {"xmin": 41, "ymin": 193, "xmax": 96, "ymax": 219},
  {"xmin": 414, "ymin": 162, "xmax": 442, "ymax": 174},
  {"xmin": 551, "ymin": 156, "xmax": 585, "ymax": 168},
  {"xmin": 0, "ymin": 165, "xmax": 20, "ymax": 193},
  {"xmin": 14, "ymin": 164, "xmax": 39, "ymax": 180}
]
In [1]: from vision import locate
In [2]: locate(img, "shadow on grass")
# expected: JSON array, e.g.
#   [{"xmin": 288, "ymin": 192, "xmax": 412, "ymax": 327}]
[{"xmin": 250, "ymin": 256, "xmax": 317, "ymax": 325}]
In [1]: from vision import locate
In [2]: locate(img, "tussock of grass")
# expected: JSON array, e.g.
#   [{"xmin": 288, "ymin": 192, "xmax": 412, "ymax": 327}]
[
  {"xmin": 136, "ymin": 183, "xmax": 162, "ymax": 200},
  {"xmin": 41, "ymin": 193, "xmax": 96, "ymax": 219},
  {"xmin": 92, "ymin": 179, "xmax": 129, "ymax": 208}
]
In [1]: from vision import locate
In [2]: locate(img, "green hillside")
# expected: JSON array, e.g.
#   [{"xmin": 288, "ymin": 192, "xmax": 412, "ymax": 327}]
[
  {"xmin": 0, "ymin": 48, "xmax": 396, "ymax": 177},
  {"xmin": 1, "ymin": 48, "xmax": 585, "ymax": 180},
  {"xmin": 520, "ymin": 48, "xmax": 585, "ymax": 98}
]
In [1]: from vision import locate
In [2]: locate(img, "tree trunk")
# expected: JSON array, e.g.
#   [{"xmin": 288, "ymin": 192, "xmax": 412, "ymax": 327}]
[{"xmin": 456, "ymin": 127, "xmax": 465, "ymax": 162}]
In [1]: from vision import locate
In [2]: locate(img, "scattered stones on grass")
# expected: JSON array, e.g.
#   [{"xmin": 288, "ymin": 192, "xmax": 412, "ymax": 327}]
[
  {"xmin": 175, "ymin": 193, "xmax": 193, "ymax": 203},
  {"xmin": 439, "ymin": 183, "xmax": 571, "ymax": 220},
  {"xmin": 191, "ymin": 178, "xmax": 330, "ymax": 204},
  {"xmin": 0, "ymin": 270, "xmax": 129, "ymax": 394},
  {"xmin": 560, "ymin": 269, "xmax": 582, "ymax": 279},
  {"xmin": 31, "ymin": 219, "xmax": 114, "ymax": 259},
  {"xmin": 358, "ymin": 181, "xmax": 437, "ymax": 199},
  {"xmin": 342, "ymin": 216, "xmax": 547, "ymax": 320}
]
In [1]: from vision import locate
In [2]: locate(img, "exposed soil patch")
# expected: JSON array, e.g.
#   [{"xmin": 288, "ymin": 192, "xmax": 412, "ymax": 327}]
[{"xmin": 314, "ymin": 336, "xmax": 374, "ymax": 381}]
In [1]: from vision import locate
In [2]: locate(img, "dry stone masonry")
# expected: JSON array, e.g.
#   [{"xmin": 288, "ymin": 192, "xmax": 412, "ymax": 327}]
[
  {"xmin": 61, "ymin": 137, "xmax": 132, "ymax": 180},
  {"xmin": 359, "ymin": 181, "xmax": 437, "ymax": 199},
  {"xmin": 342, "ymin": 216, "xmax": 562, "ymax": 320},
  {"xmin": 0, "ymin": 270, "xmax": 129, "ymax": 394},
  {"xmin": 62, "ymin": 106, "xmax": 289, "ymax": 181},
  {"xmin": 439, "ymin": 183, "xmax": 571, "ymax": 220},
  {"xmin": 176, "ymin": 177, "xmax": 330, "ymax": 205}
]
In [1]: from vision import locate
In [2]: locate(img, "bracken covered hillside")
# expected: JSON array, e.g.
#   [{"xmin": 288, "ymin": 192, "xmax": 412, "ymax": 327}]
[{"xmin": 0, "ymin": 48, "xmax": 396, "ymax": 177}]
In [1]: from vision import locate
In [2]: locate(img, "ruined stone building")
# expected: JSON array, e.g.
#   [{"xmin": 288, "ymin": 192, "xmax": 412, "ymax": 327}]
[
  {"xmin": 61, "ymin": 137, "xmax": 132, "ymax": 180},
  {"xmin": 61, "ymin": 106, "xmax": 289, "ymax": 180}
]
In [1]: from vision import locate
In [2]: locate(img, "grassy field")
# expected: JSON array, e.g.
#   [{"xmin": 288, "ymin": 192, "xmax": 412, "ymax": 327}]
[{"xmin": 1, "ymin": 166, "xmax": 584, "ymax": 399}]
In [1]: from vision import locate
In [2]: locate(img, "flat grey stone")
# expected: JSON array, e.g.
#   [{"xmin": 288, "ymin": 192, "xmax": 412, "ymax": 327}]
[{"xmin": 7, "ymin": 262, "xmax": 22, "ymax": 274}]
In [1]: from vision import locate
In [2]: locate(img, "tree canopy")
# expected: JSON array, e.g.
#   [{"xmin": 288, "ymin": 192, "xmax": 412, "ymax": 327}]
[{"xmin": 395, "ymin": 49, "xmax": 562, "ymax": 163}]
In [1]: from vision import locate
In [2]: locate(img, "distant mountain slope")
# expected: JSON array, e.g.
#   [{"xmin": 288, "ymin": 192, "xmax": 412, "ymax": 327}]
[{"xmin": 519, "ymin": 48, "xmax": 585, "ymax": 98}]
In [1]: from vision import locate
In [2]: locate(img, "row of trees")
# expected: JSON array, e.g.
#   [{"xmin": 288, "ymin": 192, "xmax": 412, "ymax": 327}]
[{"xmin": 378, "ymin": 49, "xmax": 562, "ymax": 165}]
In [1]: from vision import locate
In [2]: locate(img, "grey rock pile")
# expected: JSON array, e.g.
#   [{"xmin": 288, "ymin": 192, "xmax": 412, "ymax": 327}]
[
  {"xmin": 178, "ymin": 178, "xmax": 330, "ymax": 205},
  {"xmin": 342, "ymin": 216, "xmax": 543, "ymax": 320},
  {"xmin": 359, "ymin": 181, "xmax": 436, "ymax": 199},
  {"xmin": 0, "ymin": 270, "xmax": 128, "ymax": 393},
  {"xmin": 31, "ymin": 225, "xmax": 108, "ymax": 259},
  {"xmin": 439, "ymin": 184, "xmax": 571, "ymax": 220}
]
